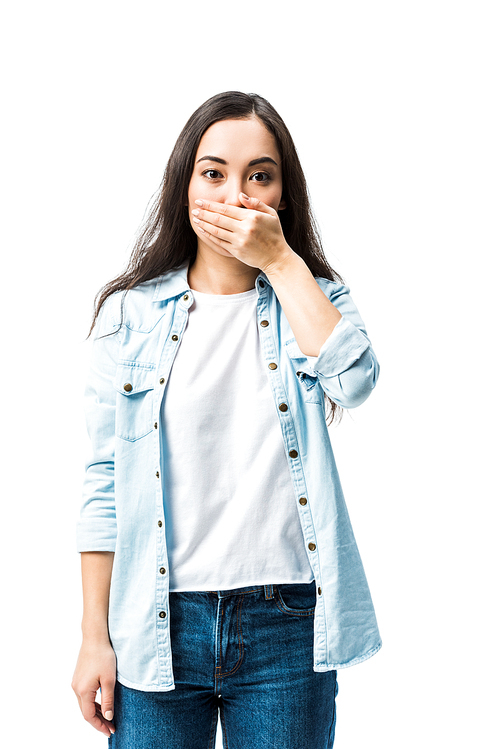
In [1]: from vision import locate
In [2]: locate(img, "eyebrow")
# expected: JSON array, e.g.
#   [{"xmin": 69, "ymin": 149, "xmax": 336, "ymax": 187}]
[{"xmin": 196, "ymin": 155, "xmax": 279, "ymax": 167}]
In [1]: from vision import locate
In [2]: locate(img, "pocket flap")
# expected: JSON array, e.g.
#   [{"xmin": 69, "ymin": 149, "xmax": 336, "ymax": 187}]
[
  {"xmin": 114, "ymin": 362, "xmax": 156, "ymax": 396},
  {"xmin": 284, "ymin": 339, "xmax": 317, "ymax": 377}
]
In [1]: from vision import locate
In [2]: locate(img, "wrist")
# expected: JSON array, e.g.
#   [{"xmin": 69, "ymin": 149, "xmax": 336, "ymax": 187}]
[
  {"xmin": 81, "ymin": 620, "xmax": 110, "ymax": 643},
  {"xmin": 262, "ymin": 244, "xmax": 299, "ymax": 278}
]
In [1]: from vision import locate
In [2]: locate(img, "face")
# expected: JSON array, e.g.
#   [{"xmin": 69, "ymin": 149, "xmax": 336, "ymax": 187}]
[{"xmin": 187, "ymin": 117, "xmax": 286, "ymax": 258}]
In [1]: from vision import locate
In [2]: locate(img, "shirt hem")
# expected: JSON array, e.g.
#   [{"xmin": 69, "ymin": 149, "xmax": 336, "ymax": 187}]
[
  {"xmin": 116, "ymin": 672, "xmax": 176, "ymax": 692},
  {"xmin": 314, "ymin": 640, "xmax": 382, "ymax": 671}
]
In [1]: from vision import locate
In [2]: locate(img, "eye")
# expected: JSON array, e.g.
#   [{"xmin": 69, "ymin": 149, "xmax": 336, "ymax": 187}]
[
  {"xmin": 250, "ymin": 171, "xmax": 271, "ymax": 183},
  {"xmin": 202, "ymin": 169, "xmax": 223, "ymax": 179}
]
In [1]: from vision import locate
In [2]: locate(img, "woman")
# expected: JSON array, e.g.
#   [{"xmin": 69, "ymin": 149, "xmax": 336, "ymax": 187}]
[{"xmin": 72, "ymin": 91, "xmax": 382, "ymax": 748}]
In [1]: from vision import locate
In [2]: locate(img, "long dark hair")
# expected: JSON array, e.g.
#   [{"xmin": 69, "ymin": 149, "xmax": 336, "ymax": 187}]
[{"xmin": 90, "ymin": 91, "xmax": 344, "ymax": 424}]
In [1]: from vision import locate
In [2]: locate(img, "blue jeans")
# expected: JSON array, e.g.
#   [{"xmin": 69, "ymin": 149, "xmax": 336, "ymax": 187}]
[{"xmin": 109, "ymin": 580, "xmax": 339, "ymax": 748}]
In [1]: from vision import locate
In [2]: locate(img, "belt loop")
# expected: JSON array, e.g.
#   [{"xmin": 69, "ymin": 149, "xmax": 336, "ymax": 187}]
[{"xmin": 264, "ymin": 584, "xmax": 274, "ymax": 600}]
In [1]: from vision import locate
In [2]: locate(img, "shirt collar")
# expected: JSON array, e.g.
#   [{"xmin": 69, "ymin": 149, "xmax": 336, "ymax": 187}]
[{"xmin": 151, "ymin": 260, "xmax": 270, "ymax": 302}]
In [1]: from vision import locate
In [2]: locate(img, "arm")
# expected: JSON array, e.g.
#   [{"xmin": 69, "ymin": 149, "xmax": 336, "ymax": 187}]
[
  {"xmin": 267, "ymin": 254, "xmax": 380, "ymax": 409},
  {"xmin": 72, "ymin": 552, "xmax": 116, "ymax": 738},
  {"xmin": 189, "ymin": 196, "xmax": 379, "ymax": 408},
  {"xmin": 265, "ymin": 250, "xmax": 342, "ymax": 357},
  {"xmin": 73, "ymin": 296, "xmax": 122, "ymax": 737},
  {"xmin": 77, "ymin": 294, "xmax": 122, "ymax": 552}
]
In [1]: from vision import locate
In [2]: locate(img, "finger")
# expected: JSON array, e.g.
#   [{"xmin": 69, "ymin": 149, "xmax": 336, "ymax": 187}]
[
  {"xmin": 75, "ymin": 692, "xmax": 83, "ymax": 716},
  {"xmin": 194, "ymin": 199, "xmax": 246, "ymax": 220},
  {"xmin": 100, "ymin": 675, "xmax": 115, "ymax": 724},
  {"xmin": 96, "ymin": 701, "xmax": 116, "ymax": 735},
  {"xmin": 81, "ymin": 692, "xmax": 113, "ymax": 737},
  {"xmin": 193, "ymin": 221, "xmax": 234, "ymax": 251},
  {"xmin": 81, "ymin": 688, "xmax": 99, "ymax": 724},
  {"xmin": 192, "ymin": 207, "xmax": 236, "ymax": 232},
  {"xmin": 192, "ymin": 216, "xmax": 233, "ymax": 243},
  {"xmin": 93, "ymin": 703, "xmax": 115, "ymax": 737},
  {"xmin": 240, "ymin": 193, "xmax": 276, "ymax": 215}
]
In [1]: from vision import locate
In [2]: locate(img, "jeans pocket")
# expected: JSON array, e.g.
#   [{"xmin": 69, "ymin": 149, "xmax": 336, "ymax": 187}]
[{"xmin": 273, "ymin": 580, "xmax": 317, "ymax": 616}]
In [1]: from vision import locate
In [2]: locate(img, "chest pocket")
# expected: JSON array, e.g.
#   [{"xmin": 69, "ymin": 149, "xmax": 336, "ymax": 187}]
[
  {"xmin": 113, "ymin": 361, "xmax": 156, "ymax": 441},
  {"xmin": 285, "ymin": 339, "xmax": 323, "ymax": 405}
]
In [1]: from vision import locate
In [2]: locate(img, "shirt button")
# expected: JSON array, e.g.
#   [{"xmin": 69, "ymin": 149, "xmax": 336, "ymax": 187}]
[
  {"xmin": 183, "ymin": 294, "xmax": 189, "ymax": 301},
  {"xmin": 299, "ymin": 497, "xmax": 307, "ymax": 505},
  {"xmin": 159, "ymin": 567, "xmax": 166, "ymax": 575},
  {"xmin": 158, "ymin": 520, "xmax": 163, "ymax": 527},
  {"xmin": 318, "ymin": 587, "xmax": 322, "ymax": 595},
  {"xmin": 289, "ymin": 449, "xmax": 298, "ymax": 458},
  {"xmin": 278, "ymin": 403, "xmax": 288, "ymax": 412},
  {"xmin": 123, "ymin": 383, "xmax": 133, "ymax": 392},
  {"xmin": 258, "ymin": 280, "xmax": 265, "ymax": 288},
  {"xmin": 268, "ymin": 362, "xmax": 277, "ymax": 370},
  {"xmin": 154, "ymin": 422, "xmax": 158, "ymax": 429},
  {"xmin": 172, "ymin": 334, "xmax": 178, "ymax": 341},
  {"xmin": 159, "ymin": 378, "xmax": 165, "ymax": 384},
  {"xmin": 156, "ymin": 471, "xmax": 160, "ymax": 478},
  {"xmin": 260, "ymin": 320, "xmax": 269, "ymax": 327},
  {"xmin": 159, "ymin": 611, "xmax": 166, "ymax": 619},
  {"xmin": 308, "ymin": 542, "xmax": 316, "ymax": 551}
]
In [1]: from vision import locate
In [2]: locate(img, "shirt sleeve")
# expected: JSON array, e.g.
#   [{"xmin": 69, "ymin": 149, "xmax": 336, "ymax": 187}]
[
  {"xmin": 76, "ymin": 294, "xmax": 122, "ymax": 552},
  {"xmin": 304, "ymin": 283, "xmax": 380, "ymax": 409}
]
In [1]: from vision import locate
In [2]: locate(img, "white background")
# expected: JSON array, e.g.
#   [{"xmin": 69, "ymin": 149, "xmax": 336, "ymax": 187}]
[{"xmin": 1, "ymin": 1, "xmax": 498, "ymax": 746}]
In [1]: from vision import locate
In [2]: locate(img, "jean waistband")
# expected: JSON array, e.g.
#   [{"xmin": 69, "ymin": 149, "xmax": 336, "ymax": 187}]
[{"xmin": 204, "ymin": 579, "xmax": 315, "ymax": 600}]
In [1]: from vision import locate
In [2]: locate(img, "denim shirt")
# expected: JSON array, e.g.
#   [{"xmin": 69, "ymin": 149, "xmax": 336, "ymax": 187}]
[{"xmin": 77, "ymin": 260, "xmax": 382, "ymax": 691}]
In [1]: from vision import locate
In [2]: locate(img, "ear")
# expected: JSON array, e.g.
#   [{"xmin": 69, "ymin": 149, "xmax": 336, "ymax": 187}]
[{"xmin": 278, "ymin": 197, "xmax": 287, "ymax": 211}]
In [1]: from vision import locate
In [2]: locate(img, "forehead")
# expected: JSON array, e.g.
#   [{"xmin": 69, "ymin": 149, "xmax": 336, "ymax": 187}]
[{"xmin": 196, "ymin": 117, "xmax": 280, "ymax": 161}]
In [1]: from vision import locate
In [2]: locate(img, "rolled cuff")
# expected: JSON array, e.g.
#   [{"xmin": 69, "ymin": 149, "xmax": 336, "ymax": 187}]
[
  {"xmin": 76, "ymin": 520, "xmax": 117, "ymax": 552},
  {"xmin": 306, "ymin": 315, "xmax": 371, "ymax": 377}
]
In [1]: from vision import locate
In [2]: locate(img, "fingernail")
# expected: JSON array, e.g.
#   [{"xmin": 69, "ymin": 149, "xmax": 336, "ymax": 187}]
[
  {"xmin": 194, "ymin": 199, "xmax": 203, "ymax": 206},
  {"xmin": 104, "ymin": 710, "xmax": 113, "ymax": 720},
  {"xmin": 241, "ymin": 192, "xmax": 249, "ymax": 200}
]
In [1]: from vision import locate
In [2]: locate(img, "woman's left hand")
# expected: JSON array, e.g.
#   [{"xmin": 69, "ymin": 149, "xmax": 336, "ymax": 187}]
[{"xmin": 191, "ymin": 193, "xmax": 293, "ymax": 274}]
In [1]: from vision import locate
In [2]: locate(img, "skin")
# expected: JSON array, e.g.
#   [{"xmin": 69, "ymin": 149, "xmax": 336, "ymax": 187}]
[
  {"xmin": 187, "ymin": 116, "xmax": 288, "ymax": 295},
  {"xmin": 187, "ymin": 116, "xmax": 342, "ymax": 355},
  {"xmin": 72, "ymin": 551, "xmax": 116, "ymax": 738},
  {"xmin": 72, "ymin": 115, "xmax": 344, "ymax": 740}
]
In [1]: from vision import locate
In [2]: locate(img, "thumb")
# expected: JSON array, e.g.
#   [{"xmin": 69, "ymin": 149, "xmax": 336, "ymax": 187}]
[
  {"xmin": 100, "ymin": 677, "xmax": 115, "ymax": 721},
  {"xmin": 239, "ymin": 193, "xmax": 275, "ymax": 215}
]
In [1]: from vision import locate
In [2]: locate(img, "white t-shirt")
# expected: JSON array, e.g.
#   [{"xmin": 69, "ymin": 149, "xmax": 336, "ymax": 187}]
[{"xmin": 160, "ymin": 286, "xmax": 314, "ymax": 591}]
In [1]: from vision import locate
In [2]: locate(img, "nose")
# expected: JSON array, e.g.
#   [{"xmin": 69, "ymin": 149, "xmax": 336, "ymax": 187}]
[{"xmin": 224, "ymin": 178, "xmax": 246, "ymax": 207}]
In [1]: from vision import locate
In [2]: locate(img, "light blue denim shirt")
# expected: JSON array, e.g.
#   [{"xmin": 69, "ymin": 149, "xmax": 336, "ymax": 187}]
[{"xmin": 77, "ymin": 260, "xmax": 382, "ymax": 692}]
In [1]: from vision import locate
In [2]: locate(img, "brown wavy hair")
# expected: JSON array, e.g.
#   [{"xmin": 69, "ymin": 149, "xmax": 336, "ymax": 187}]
[{"xmin": 89, "ymin": 90, "xmax": 344, "ymax": 424}]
